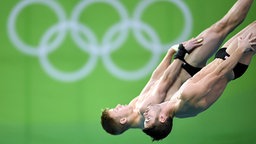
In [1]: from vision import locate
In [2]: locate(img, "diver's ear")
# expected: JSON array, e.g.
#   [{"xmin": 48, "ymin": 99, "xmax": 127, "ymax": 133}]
[
  {"xmin": 120, "ymin": 117, "xmax": 127, "ymax": 124},
  {"xmin": 159, "ymin": 115, "xmax": 167, "ymax": 123}
]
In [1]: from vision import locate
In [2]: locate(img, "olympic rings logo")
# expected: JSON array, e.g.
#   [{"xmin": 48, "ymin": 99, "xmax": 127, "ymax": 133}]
[{"xmin": 7, "ymin": 0, "xmax": 192, "ymax": 82}]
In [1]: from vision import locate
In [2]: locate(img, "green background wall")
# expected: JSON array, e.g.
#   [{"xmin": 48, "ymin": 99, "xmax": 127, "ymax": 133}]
[{"xmin": 1, "ymin": 0, "xmax": 256, "ymax": 144}]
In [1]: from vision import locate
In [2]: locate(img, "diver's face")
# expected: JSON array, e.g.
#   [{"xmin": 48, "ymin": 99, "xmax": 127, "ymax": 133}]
[
  {"xmin": 143, "ymin": 104, "xmax": 161, "ymax": 128},
  {"xmin": 108, "ymin": 104, "xmax": 132, "ymax": 118}
]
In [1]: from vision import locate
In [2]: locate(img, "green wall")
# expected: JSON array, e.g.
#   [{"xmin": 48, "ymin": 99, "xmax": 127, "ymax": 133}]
[{"xmin": 1, "ymin": 0, "xmax": 256, "ymax": 144}]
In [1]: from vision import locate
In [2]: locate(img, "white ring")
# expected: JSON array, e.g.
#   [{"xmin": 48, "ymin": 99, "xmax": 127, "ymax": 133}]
[
  {"xmin": 133, "ymin": 0, "xmax": 192, "ymax": 52},
  {"xmin": 102, "ymin": 21, "xmax": 162, "ymax": 80},
  {"xmin": 71, "ymin": 0, "xmax": 129, "ymax": 56},
  {"xmin": 7, "ymin": 0, "xmax": 193, "ymax": 82},
  {"xmin": 39, "ymin": 22, "xmax": 98, "ymax": 82},
  {"xmin": 7, "ymin": 0, "xmax": 66, "ymax": 56}
]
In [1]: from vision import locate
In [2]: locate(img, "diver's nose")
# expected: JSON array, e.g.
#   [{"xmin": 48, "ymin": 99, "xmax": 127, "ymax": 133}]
[{"xmin": 144, "ymin": 109, "xmax": 149, "ymax": 116}]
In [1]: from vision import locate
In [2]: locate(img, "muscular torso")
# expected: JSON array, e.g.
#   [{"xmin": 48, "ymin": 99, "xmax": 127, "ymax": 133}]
[
  {"xmin": 136, "ymin": 68, "xmax": 192, "ymax": 114},
  {"xmin": 173, "ymin": 59, "xmax": 234, "ymax": 118},
  {"xmin": 135, "ymin": 79, "xmax": 162, "ymax": 113}
]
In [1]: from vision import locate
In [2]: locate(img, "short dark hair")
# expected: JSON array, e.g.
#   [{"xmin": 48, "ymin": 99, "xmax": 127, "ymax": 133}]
[
  {"xmin": 142, "ymin": 117, "xmax": 173, "ymax": 141},
  {"xmin": 100, "ymin": 109, "xmax": 127, "ymax": 135}
]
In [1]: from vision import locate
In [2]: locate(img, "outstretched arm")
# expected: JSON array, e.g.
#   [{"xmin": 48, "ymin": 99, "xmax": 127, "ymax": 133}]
[
  {"xmin": 150, "ymin": 48, "xmax": 176, "ymax": 80},
  {"xmin": 158, "ymin": 37, "xmax": 204, "ymax": 86},
  {"xmin": 139, "ymin": 59, "xmax": 184, "ymax": 106},
  {"xmin": 139, "ymin": 48, "xmax": 176, "ymax": 95},
  {"xmin": 150, "ymin": 37, "xmax": 203, "ymax": 80},
  {"xmin": 147, "ymin": 38, "xmax": 204, "ymax": 102},
  {"xmin": 215, "ymin": 34, "xmax": 256, "ymax": 77}
]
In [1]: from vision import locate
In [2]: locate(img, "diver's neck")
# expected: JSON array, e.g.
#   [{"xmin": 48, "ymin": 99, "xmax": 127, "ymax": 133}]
[
  {"xmin": 130, "ymin": 109, "xmax": 144, "ymax": 129},
  {"xmin": 161, "ymin": 101, "xmax": 176, "ymax": 118}
]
